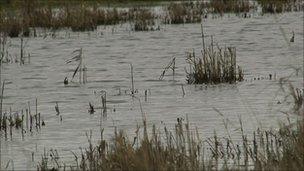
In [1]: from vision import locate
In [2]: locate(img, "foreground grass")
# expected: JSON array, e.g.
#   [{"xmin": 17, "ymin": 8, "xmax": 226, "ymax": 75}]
[
  {"xmin": 38, "ymin": 117, "xmax": 304, "ymax": 171},
  {"xmin": 38, "ymin": 90, "xmax": 304, "ymax": 170}
]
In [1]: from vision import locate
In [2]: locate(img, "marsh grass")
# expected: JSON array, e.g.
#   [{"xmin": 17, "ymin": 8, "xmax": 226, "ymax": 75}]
[
  {"xmin": 130, "ymin": 8, "xmax": 157, "ymax": 31},
  {"xmin": 165, "ymin": 2, "xmax": 202, "ymax": 24},
  {"xmin": 186, "ymin": 45, "xmax": 244, "ymax": 84},
  {"xmin": 0, "ymin": 1, "xmax": 158, "ymax": 34},
  {"xmin": 164, "ymin": 0, "xmax": 254, "ymax": 24},
  {"xmin": 0, "ymin": 33, "xmax": 7, "ymax": 61},
  {"xmin": 1, "ymin": 0, "xmax": 301, "ymax": 36},
  {"xmin": 257, "ymin": 0, "xmax": 303, "ymax": 13},
  {"xmin": 209, "ymin": 0, "xmax": 253, "ymax": 14},
  {"xmin": 0, "ymin": 13, "xmax": 30, "ymax": 38},
  {"xmin": 0, "ymin": 1, "xmax": 126, "ymax": 35},
  {"xmin": 38, "ymin": 84, "xmax": 304, "ymax": 171},
  {"xmin": 3, "ymin": 0, "xmax": 298, "ymax": 36},
  {"xmin": 38, "ymin": 110, "xmax": 304, "ymax": 171}
]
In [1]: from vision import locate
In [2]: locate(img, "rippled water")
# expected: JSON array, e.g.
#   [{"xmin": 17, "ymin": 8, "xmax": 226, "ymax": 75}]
[{"xmin": 0, "ymin": 11, "xmax": 303, "ymax": 170}]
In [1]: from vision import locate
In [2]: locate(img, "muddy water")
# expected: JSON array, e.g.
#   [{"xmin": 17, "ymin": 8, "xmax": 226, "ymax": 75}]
[{"xmin": 0, "ymin": 11, "xmax": 303, "ymax": 170}]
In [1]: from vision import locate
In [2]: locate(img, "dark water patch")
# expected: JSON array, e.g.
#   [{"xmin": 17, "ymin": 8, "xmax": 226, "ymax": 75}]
[
  {"xmin": 63, "ymin": 84, "xmax": 81, "ymax": 88},
  {"xmin": 20, "ymin": 85, "xmax": 46, "ymax": 90},
  {"xmin": 64, "ymin": 97, "xmax": 78, "ymax": 101},
  {"xmin": 33, "ymin": 65, "xmax": 49, "ymax": 69},
  {"xmin": 95, "ymin": 68, "xmax": 108, "ymax": 72},
  {"xmin": 48, "ymin": 100, "xmax": 71, "ymax": 104},
  {"xmin": 4, "ymin": 81, "xmax": 13, "ymax": 85},
  {"xmin": 117, "ymin": 61, "xmax": 127, "ymax": 64},
  {"xmin": 107, "ymin": 99, "xmax": 128, "ymax": 104},
  {"xmin": 86, "ymin": 85, "xmax": 106, "ymax": 89},
  {"xmin": 94, "ymin": 80, "xmax": 123, "ymax": 83},
  {"xmin": 124, "ymin": 44, "xmax": 136, "ymax": 48},
  {"xmin": 39, "ymin": 45, "xmax": 50, "ymax": 50},
  {"xmin": 122, "ymin": 37, "xmax": 141, "ymax": 41},
  {"xmin": 144, "ymin": 79, "xmax": 163, "ymax": 82},
  {"xmin": 22, "ymin": 77, "xmax": 48, "ymax": 80},
  {"xmin": 149, "ymin": 35, "xmax": 166, "ymax": 40}
]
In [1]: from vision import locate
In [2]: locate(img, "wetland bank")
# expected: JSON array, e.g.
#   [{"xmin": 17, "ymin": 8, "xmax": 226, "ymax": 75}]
[{"xmin": 0, "ymin": 0, "xmax": 303, "ymax": 170}]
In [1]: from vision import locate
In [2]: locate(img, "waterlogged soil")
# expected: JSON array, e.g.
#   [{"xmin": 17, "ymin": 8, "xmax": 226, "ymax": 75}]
[{"xmin": 0, "ymin": 12, "xmax": 303, "ymax": 170}]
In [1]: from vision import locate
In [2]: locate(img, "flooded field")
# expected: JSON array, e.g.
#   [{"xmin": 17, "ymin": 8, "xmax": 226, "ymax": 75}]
[{"xmin": 0, "ymin": 9, "xmax": 303, "ymax": 170}]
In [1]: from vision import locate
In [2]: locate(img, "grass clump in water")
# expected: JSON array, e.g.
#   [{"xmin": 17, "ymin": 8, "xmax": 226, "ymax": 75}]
[{"xmin": 186, "ymin": 45, "xmax": 244, "ymax": 84}]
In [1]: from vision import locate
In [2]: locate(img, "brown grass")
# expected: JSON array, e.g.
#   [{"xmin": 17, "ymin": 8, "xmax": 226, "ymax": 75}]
[
  {"xmin": 1, "ymin": 0, "xmax": 301, "ymax": 36},
  {"xmin": 186, "ymin": 44, "xmax": 244, "ymax": 84},
  {"xmin": 38, "ymin": 109, "xmax": 304, "ymax": 171},
  {"xmin": 257, "ymin": 0, "xmax": 303, "ymax": 13},
  {"xmin": 131, "ymin": 8, "xmax": 156, "ymax": 31},
  {"xmin": 37, "ymin": 84, "xmax": 304, "ymax": 170}
]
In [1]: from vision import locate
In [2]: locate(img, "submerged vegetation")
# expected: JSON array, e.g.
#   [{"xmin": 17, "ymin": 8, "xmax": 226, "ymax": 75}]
[{"xmin": 0, "ymin": 98, "xmax": 46, "ymax": 140}]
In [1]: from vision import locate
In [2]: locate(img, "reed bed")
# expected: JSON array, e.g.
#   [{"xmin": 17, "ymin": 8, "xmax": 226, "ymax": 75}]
[
  {"xmin": 164, "ymin": 2, "xmax": 202, "ymax": 24},
  {"xmin": 0, "ymin": 11, "xmax": 30, "ymax": 38},
  {"xmin": 186, "ymin": 44, "xmax": 244, "ymax": 84},
  {"xmin": 257, "ymin": 0, "xmax": 303, "ymax": 13},
  {"xmin": 130, "ymin": 8, "xmax": 157, "ymax": 31},
  {"xmin": 164, "ymin": 0, "xmax": 254, "ymax": 24},
  {"xmin": 32, "ymin": 5, "xmax": 124, "ymax": 31},
  {"xmin": 0, "ymin": 2, "xmax": 157, "ymax": 35},
  {"xmin": 209, "ymin": 0, "xmax": 253, "ymax": 14},
  {"xmin": 2, "ymin": 0, "xmax": 300, "ymax": 36}
]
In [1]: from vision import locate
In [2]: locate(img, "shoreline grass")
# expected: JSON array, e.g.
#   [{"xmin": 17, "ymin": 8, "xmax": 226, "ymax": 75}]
[
  {"xmin": 0, "ymin": 0, "xmax": 302, "ymax": 37},
  {"xmin": 257, "ymin": 0, "xmax": 303, "ymax": 13}
]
